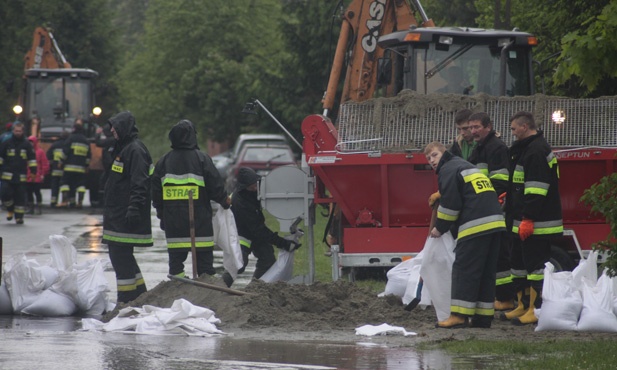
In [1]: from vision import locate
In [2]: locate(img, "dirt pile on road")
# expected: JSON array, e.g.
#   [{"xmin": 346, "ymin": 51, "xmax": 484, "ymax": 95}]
[
  {"xmin": 102, "ymin": 276, "xmax": 431, "ymax": 331},
  {"xmin": 101, "ymin": 276, "xmax": 617, "ymax": 344}
]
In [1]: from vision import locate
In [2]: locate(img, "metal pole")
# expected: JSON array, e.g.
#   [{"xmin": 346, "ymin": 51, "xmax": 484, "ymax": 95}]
[
  {"xmin": 254, "ymin": 99, "xmax": 303, "ymax": 151},
  {"xmin": 188, "ymin": 190, "xmax": 198, "ymax": 279}
]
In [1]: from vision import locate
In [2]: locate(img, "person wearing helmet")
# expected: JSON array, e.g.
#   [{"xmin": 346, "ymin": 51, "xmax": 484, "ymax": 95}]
[{"xmin": 223, "ymin": 167, "xmax": 300, "ymax": 286}]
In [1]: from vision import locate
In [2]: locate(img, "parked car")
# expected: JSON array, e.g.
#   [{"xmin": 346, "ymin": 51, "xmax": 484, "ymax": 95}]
[
  {"xmin": 226, "ymin": 143, "xmax": 297, "ymax": 191},
  {"xmin": 214, "ymin": 134, "xmax": 288, "ymax": 180}
]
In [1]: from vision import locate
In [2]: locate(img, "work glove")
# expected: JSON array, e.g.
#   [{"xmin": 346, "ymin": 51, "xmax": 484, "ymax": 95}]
[
  {"xmin": 125, "ymin": 206, "xmax": 140, "ymax": 227},
  {"xmin": 159, "ymin": 218, "xmax": 165, "ymax": 231},
  {"xmin": 276, "ymin": 238, "xmax": 294, "ymax": 251},
  {"xmin": 518, "ymin": 218, "xmax": 534, "ymax": 241},
  {"xmin": 428, "ymin": 191, "xmax": 441, "ymax": 207},
  {"xmin": 498, "ymin": 192, "xmax": 506, "ymax": 206}
]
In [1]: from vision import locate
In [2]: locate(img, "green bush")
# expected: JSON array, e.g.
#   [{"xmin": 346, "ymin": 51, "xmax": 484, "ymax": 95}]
[{"xmin": 580, "ymin": 172, "xmax": 617, "ymax": 276}]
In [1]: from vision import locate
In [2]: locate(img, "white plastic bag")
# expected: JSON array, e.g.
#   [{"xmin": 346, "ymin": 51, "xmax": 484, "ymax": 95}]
[
  {"xmin": 3, "ymin": 254, "xmax": 48, "ymax": 312},
  {"xmin": 577, "ymin": 272, "xmax": 617, "ymax": 332},
  {"xmin": 74, "ymin": 260, "xmax": 111, "ymax": 315},
  {"xmin": 535, "ymin": 262, "xmax": 582, "ymax": 331},
  {"xmin": 419, "ymin": 232, "xmax": 455, "ymax": 322},
  {"xmin": 572, "ymin": 250, "xmax": 598, "ymax": 290},
  {"xmin": 212, "ymin": 207, "xmax": 244, "ymax": 279},
  {"xmin": 401, "ymin": 249, "xmax": 430, "ymax": 307},
  {"xmin": 49, "ymin": 235, "xmax": 77, "ymax": 271},
  {"xmin": 21, "ymin": 289, "xmax": 77, "ymax": 317},
  {"xmin": 260, "ymin": 249, "xmax": 294, "ymax": 283},
  {"xmin": 384, "ymin": 258, "xmax": 416, "ymax": 298}
]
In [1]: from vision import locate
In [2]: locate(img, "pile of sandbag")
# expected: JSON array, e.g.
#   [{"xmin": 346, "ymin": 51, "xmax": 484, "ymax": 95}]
[
  {"xmin": 380, "ymin": 232, "xmax": 455, "ymax": 321},
  {"xmin": 82, "ymin": 298, "xmax": 224, "ymax": 336},
  {"xmin": 537, "ymin": 251, "xmax": 617, "ymax": 332},
  {"xmin": 0, "ymin": 235, "xmax": 113, "ymax": 317}
]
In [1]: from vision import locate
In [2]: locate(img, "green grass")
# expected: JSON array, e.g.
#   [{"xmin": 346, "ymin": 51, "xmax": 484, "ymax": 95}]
[
  {"xmin": 420, "ymin": 339, "xmax": 617, "ymax": 369},
  {"xmin": 263, "ymin": 207, "xmax": 387, "ymax": 291}
]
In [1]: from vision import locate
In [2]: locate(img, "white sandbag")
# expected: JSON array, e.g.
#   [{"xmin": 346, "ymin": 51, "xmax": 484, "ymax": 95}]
[
  {"xmin": 38, "ymin": 266, "xmax": 60, "ymax": 290},
  {"xmin": 402, "ymin": 249, "xmax": 430, "ymax": 306},
  {"xmin": 0, "ymin": 283, "xmax": 13, "ymax": 315},
  {"xmin": 260, "ymin": 249, "xmax": 294, "ymax": 283},
  {"xmin": 536, "ymin": 263, "xmax": 582, "ymax": 332},
  {"xmin": 212, "ymin": 207, "xmax": 244, "ymax": 279},
  {"xmin": 21, "ymin": 289, "xmax": 77, "ymax": 317},
  {"xmin": 49, "ymin": 235, "xmax": 77, "ymax": 271},
  {"xmin": 3, "ymin": 254, "xmax": 48, "ymax": 312},
  {"xmin": 384, "ymin": 258, "xmax": 417, "ymax": 298},
  {"xmin": 419, "ymin": 232, "xmax": 455, "ymax": 322},
  {"xmin": 572, "ymin": 250, "xmax": 598, "ymax": 290},
  {"xmin": 74, "ymin": 260, "xmax": 111, "ymax": 315},
  {"xmin": 577, "ymin": 272, "xmax": 617, "ymax": 332}
]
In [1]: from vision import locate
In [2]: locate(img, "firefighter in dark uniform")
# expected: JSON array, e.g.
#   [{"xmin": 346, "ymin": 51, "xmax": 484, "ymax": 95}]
[
  {"xmin": 102, "ymin": 111, "xmax": 153, "ymax": 304},
  {"xmin": 467, "ymin": 112, "xmax": 515, "ymax": 311},
  {"xmin": 46, "ymin": 131, "xmax": 68, "ymax": 207},
  {"xmin": 228, "ymin": 167, "xmax": 299, "ymax": 283},
  {"xmin": 0, "ymin": 122, "xmax": 37, "ymax": 224},
  {"xmin": 502, "ymin": 111, "xmax": 563, "ymax": 325},
  {"xmin": 59, "ymin": 121, "xmax": 91, "ymax": 208},
  {"xmin": 425, "ymin": 141, "xmax": 505, "ymax": 329},
  {"xmin": 152, "ymin": 119, "xmax": 230, "ymax": 278}
]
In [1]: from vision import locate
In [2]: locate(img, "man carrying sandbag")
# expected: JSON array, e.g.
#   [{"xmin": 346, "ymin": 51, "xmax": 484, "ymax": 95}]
[{"xmin": 425, "ymin": 141, "xmax": 506, "ymax": 329}]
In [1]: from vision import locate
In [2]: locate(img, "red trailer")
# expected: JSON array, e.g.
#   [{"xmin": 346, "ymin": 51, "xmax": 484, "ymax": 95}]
[{"xmin": 302, "ymin": 95, "xmax": 617, "ymax": 279}]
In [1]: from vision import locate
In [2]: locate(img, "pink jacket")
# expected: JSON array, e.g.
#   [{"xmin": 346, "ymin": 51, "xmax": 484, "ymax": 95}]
[{"xmin": 27, "ymin": 136, "xmax": 50, "ymax": 183}]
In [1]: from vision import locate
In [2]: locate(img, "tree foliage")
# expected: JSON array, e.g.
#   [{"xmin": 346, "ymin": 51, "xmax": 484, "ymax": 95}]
[
  {"xmin": 580, "ymin": 173, "xmax": 617, "ymax": 276},
  {"xmin": 117, "ymin": 0, "xmax": 288, "ymax": 158},
  {"xmin": 0, "ymin": 0, "xmax": 120, "ymax": 124}
]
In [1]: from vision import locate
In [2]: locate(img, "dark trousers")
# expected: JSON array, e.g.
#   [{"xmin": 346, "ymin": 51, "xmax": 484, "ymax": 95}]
[
  {"xmin": 108, "ymin": 244, "xmax": 147, "ymax": 304},
  {"xmin": 1, "ymin": 181, "xmax": 26, "ymax": 220},
  {"xmin": 168, "ymin": 249, "xmax": 215, "ymax": 277},
  {"xmin": 60, "ymin": 172, "xmax": 86, "ymax": 204},
  {"xmin": 510, "ymin": 237, "xmax": 551, "ymax": 292},
  {"xmin": 50, "ymin": 175, "xmax": 62, "ymax": 204},
  {"xmin": 495, "ymin": 233, "xmax": 515, "ymax": 301},
  {"xmin": 26, "ymin": 183, "xmax": 43, "ymax": 204},
  {"xmin": 252, "ymin": 243, "xmax": 276, "ymax": 279},
  {"xmin": 451, "ymin": 232, "xmax": 500, "ymax": 318}
]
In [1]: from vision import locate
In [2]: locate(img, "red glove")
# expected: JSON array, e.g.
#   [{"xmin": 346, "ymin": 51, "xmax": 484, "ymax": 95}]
[
  {"xmin": 518, "ymin": 219, "xmax": 534, "ymax": 241},
  {"xmin": 498, "ymin": 192, "xmax": 506, "ymax": 206}
]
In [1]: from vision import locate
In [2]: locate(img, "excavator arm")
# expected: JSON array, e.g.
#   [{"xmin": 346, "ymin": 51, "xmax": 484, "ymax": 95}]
[
  {"xmin": 322, "ymin": 0, "xmax": 434, "ymax": 115},
  {"xmin": 23, "ymin": 27, "xmax": 72, "ymax": 70}
]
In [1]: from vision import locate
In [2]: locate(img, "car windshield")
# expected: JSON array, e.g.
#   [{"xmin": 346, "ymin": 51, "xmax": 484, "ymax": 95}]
[{"xmin": 241, "ymin": 147, "xmax": 293, "ymax": 163}]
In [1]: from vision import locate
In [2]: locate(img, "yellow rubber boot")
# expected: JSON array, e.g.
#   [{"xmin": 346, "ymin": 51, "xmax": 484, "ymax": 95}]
[
  {"xmin": 499, "ymin": 289, "xmax": 527, "ymax": 321},
  {"xmin": 436, "ymin": 314, "xmax": 468, "ymax": 329},
  {"xmin": 512, "ymin": 287, "xmax": 539, "ymax": 325},
  {"xmin": 494, "ymin": 299, "xmax": 515, "ymax": 311}
]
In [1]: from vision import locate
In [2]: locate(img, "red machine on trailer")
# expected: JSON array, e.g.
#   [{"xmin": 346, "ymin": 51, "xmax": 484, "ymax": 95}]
[{"xmin": 301, "ymin": 0, "xmax": 617, "ymax": 279}]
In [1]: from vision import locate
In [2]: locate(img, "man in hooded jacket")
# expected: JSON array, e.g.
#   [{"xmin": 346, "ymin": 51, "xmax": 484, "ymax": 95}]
[
  {"xmin": 152, "ymin": 119, "xmax": 230, "ymax": 278},
  {"xmin": 102, "ymin": 111, "xmax": 153, "ymax": 304},
  {"xmin": 228, "ymin": 167, "xmax": 300, "ymax": 283}
]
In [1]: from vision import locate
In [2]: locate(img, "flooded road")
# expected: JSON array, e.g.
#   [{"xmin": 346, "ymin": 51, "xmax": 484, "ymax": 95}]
[{"xmin": 0, "ymin": 192, "xmax": 480, "ymax": 369}]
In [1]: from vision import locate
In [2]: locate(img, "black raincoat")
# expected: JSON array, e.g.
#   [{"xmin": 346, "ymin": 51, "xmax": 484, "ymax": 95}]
[
  {"xmin": 152, "ymin": 120, "xmax": 228, "ymax": 251},
  {"xmin": 102, "ymin": 112, "xmax": 153, "ymax": 247}
]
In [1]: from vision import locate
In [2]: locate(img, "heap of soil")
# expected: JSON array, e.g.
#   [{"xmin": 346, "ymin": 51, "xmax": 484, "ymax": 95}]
[
  {"xmin": 102, "ymin": 276, "xmax": 431, "ymax": 331},
  {"xmin": 101, "ymin": 276, "xmax": 617, "ymax": 344}
]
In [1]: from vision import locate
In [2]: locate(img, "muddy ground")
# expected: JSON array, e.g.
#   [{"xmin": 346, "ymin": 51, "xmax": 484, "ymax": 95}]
[{"xmin": 102, "ymin": 276, "xmax": 614, "ymax": 346}]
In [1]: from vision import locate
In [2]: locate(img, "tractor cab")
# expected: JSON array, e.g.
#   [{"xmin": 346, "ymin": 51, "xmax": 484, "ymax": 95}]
[{"xmin": 377, "ymin": 27, "xmax": 537, "ymax": 97}]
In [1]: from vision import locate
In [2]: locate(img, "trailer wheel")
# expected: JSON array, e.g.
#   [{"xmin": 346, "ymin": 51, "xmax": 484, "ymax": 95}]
[{"xmin": 550, "ymin": 245, "xmax": 575, "ymax": 272}]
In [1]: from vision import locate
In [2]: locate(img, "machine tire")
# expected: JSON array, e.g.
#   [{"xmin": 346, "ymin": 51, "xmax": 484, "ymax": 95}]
[{"xmin": 549, "ymin": 245, "xmax": 575, "ymax": 272}]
